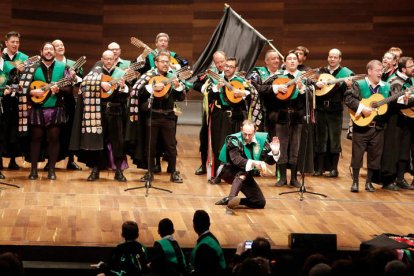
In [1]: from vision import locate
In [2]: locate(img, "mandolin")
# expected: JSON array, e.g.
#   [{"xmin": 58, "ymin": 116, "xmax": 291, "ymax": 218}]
[
  {"xmin": 30, "ymin": 78, "xmax": 74, "ymax": 104},
  {"xmin": 349, "ymin": 86, "xmax": 414, "ymax": 126},
  {"xmin": 30, "ymin": 56, "xmax": 86, "ymax": 104},
  {"xmin": 272, "ymin": 69, "xmax": 318, "ymax": 100},
  {"xmin": 149, "ymin": 66, "xmax": 193, "ymax": 98},
  {"xmin": 9, "ymin": 55, "xmax": 40, "ymax": 68},
  {"xmin": 100, "ymin": 70, "xmax": 138, "ymax": 99},
  {"xmin": 205, "ymin": 69, "xmax": 245, "ymax": 104},
  {"xmin": 130, "ymin": 36, "xmax": 179, "ymax": 65},
  {"xmin": 315, "ymin": 74, "xmax": 366, "ymax": 96}
]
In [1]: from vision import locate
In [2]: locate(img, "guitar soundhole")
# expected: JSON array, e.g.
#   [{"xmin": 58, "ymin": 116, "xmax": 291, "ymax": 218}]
[{"xmin": 371, "ymin": 102, "xmax": 378, "ymax": 108}]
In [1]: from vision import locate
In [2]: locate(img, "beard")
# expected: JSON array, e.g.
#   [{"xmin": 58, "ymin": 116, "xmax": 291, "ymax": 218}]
[{"xmin": 42, "ymin": 54, "xmax": 55, "ymax": 62}]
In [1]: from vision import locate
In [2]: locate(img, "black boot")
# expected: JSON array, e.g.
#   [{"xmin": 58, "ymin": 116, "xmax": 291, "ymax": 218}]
[
  {"xmin": 312, "ymin": 153, "xmax": 324, "ymax": 176},
  {"xmin": 48, "ymin": 169, "xmax": 57, "ymax": 180},
  {"xmin": 170, "ymin": 171, "xmax": 183, "ymax": 183},
  {"xmin": 289, "ymin": 164, "xmax": 301, "ymax": 188},
  {"xmin": 0, "ymin": 171, "xmax": 5, "ymax": 179},
  {"xmin": 195, "ymin": 164, "xmax": 207, "ymax": 175},
  {"xmin": 275, "ymin": 164, "xmax": 287, "ymax": 187},
  {"xmin": 87, "ymin": 167, "xmax": 100, "ymax": 181},
  {"xmin": 66, "ymin": 158, "xmax": 82, "ymax": 171},
  {"xmin": 351, "ymin": 168, "xmax": 359, "ymax": 193},
  {"xmin": 140, "ymin": 171, "xmax": 154, "ymax": 182},
  {"xmin": 28, "ymin": 168, "xmax": 38, "ymax": 180},
  {"xmin": 326, "ymin": 153, "xmax": 339, "ymax": 177},
  {"xmin": 114, "ymin": 169, "xmax": 127, "ymax": 182}
]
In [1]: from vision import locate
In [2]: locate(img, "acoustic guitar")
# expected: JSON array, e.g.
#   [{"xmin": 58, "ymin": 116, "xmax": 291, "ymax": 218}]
[
  {"xmin": 315, "ymin": 74, "xmax": 365, "ymax": 96},
  {"xmin": 349, "ymin": 86, "xmax": 414, "ymax": 127},
  {"xmin": 130, "ymin": 36, "xmax": 179, "ymax": 65},
  {"xmin": 30, "ymin": 56, "xmax": 86, "ymax": 104},
  {"xmin": 149, "ymin": 66, "xmax": 193, "ymax": 98},
  {"xmin": 0, "ymin": 84, "xmax": 20, "ymax": 96},
  {"xmin": 273, "ymin": 69, "xmax": 318, "ymax": 100},
  {"xmin": 9, "ymin": 55, "xmax": 40, "ymax": 68},
  {"xmin": 205, "ymin": 69, "xmax": 245, "ymax": 104},
  {"xmin": 100, "ymin": 70, "xmax": 138, "ymax": 99}
]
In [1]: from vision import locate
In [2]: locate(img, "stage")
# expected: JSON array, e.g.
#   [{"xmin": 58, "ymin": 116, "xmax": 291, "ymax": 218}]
[{"xmin": 1, "ymin": 124, "xmax": 414, "ymax": 253}]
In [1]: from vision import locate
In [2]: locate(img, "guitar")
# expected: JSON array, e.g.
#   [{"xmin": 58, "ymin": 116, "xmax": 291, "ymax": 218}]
[
  {"xmin": 100, "ymin": 69, "xmax": 138, "ymax": 99},
  {"xmin": 272, "ymin": 69, "xmax": 318, "ymax": 100},
  {"xmin": 30, "ymin": 56, "xmax": 86, "ymax": 104},
  {"xmin": 315, "ymin": 74, "xmax": 366, "ymax": 96},
  {"xmin": 205, "ymin": 69, "xmax": 245, "ymax": 104},
  {"xmin": 30, "ymin": 78, "xmax": 74, "ymax": 104},
  {"xmin": 349, "ymin": 86, "xmax": 414, "ymax": 126},
  {"xmin": 149, "ymin": 66, "xmax": 193, "ymax": 98},
  {"xmin": 9, "ymin": 55, "xmax": 40, "ymax": 68},
  {"xmin": 130, "ymin": 36, "xmax": 179, "ymax": 65}
]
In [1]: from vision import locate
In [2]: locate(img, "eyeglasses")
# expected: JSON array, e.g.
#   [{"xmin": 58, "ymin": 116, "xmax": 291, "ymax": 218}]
[
  {"xmin": 225, "ymin": 64, "xmax": 236, "ymax": 69},
  {"xmin": 157, "ymin": 60, "xmax": 170, "ymax": 64},
  {"xmin": 406, "ymin": 64, "xmax": 414, "ymax": 68}
]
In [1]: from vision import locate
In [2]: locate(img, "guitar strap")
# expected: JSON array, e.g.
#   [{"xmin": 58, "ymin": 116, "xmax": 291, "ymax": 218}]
[{"xmin": 18, "ymin": 62, "xmax": 40, "ymax": 136}]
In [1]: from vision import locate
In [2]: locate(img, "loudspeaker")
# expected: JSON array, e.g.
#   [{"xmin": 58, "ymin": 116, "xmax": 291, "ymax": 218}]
[{"xmin": 289, "ymin": 233, "xmax": 337, "ymax": 251}]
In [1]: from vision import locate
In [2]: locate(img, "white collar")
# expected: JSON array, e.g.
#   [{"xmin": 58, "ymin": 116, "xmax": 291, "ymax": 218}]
[
  {"xmin": 396, "ymin": 70, "xmax": 409, "ymax": 81},
  {"xmin": 365, "ymin": 77, "xmax": 385, "ymax": 87}
]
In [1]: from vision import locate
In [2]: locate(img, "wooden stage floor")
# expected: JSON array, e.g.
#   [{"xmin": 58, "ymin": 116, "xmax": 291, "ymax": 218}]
[{"xmin": 1, "ymin": 125, "xmax": 414, "ymax": 251}]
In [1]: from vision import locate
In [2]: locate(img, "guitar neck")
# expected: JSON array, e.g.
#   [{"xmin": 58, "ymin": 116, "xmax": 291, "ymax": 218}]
[
  {"xmin": 377, "ymin": 88, "xmax": 413, "ymax": 107},
  {"xmin": 71, "ymin": 56, "xmax": 86, "ymax": 71},
  {"xmin": 206, "ymin": 70, "xmax": 232, "ymax": 90},
  {"xmin": 327, "ymin": 74, "xmax": 365, "ymax": 85}
]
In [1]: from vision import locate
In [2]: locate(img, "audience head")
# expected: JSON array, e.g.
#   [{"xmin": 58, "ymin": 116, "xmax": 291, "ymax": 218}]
[
  {"xmin": 193, "ymin": 209, "xmax": 210, "ymax": 235},
  {"xmin": 251, "ymin": 237, "xmax": 271, "ymax": 259},
  {"xmin": 121, "ymin": 220, "xmax": 139, "ymax": 241},
  {"xmin": 0, "ymin": 252, "xmax": 24, "ymax": 276},
  {"xmin": 158, "ymin": 218, "xmax": 175, "ymax": 237}
]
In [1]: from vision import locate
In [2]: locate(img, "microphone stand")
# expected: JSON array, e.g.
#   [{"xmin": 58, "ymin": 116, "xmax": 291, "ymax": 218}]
[
  {"xmin": 0, "ymin": 181, "xmax": 20, "ymax": 190},
  {"xmin": 279, "ymin": 84, "xmax": 327, "ymax": 201},
  {"xmin": 125, "ymin": 84, "xmax": 172, "ymax": 196}
]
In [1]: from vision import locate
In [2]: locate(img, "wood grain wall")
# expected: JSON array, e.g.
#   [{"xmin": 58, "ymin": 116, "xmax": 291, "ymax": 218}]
[{"xmin": 2, "ymin": 0, "xmax": 413, "ymax": 98}]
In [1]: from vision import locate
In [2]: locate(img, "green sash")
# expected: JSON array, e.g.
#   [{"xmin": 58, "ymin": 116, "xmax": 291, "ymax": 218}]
[
  {"xmin": 356, "ymin": 79, "xmax": 390, "ymax": 99},
  {"xmin": 190, "ymin": 234, "xmax": 226, "ymax": 270},
  {"xmin": 335, "ymin": 67, "xmax": 353, "ymax": 78},
  {"xmin": 218, "ymin": 132, "xmax": 268, "ymax": 163},
  {"xmin": 32, "ymin": 60, "xmax": 67, "ymax": 107},
  {"xmin": 156, "ymin": 239, "xmax": 185, "ymax": 265},
  {"xmin": 253, "ymin": 67, "xmax": 271, "ymax": 81}
]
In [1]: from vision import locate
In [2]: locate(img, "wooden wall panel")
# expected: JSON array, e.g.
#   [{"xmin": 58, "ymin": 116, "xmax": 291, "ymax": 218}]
[{"xmin": 1, "ymin": 0, "xmax": 413, "ymax": 95}]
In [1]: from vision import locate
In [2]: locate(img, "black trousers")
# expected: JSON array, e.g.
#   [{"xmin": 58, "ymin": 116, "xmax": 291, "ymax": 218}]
[
  {"xmin": 276, "ymin": 122, "xmax": 303, "ymax": 165},
  {"xmin": 351, "ymin": 126, "xmax": 384, "ymax": 170},
  {"xmin": 145, "ymin": 114, "xmax": 177, "ymax": 172},
  {"xmin": 314, "ymin": 110, "xmax": 343, "ymax": 154},
  {"xmin": 220, "ymin": 167, "xmax": 266, "ymax": 209}
]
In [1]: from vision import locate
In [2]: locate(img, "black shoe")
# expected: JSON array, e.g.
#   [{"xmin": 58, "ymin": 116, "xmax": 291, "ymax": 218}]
[
  {"xmin": 140, "ymin": 172, "xmax": 153, "ymax": 182},
  {"xmin": 153, "ymin": 165, "xmax": 161, "ymax": 174},
  {"xmin": 215, "ymin": 197, "xmax": 229, "ymax": 205},
  {"xmin": 66, "ymin": 161, "xmax": 82, "ymax": 171},
  {"xmin": 170, "ymin": 171, "xmax": 183, "ymax": 183},
  {"xmin": 87, "ymin": 168, "xmax": 100, "ymax": 181},
  {"xmin": 290, "ymin": 179, "xmax": 301, "ymax": 188},
  {"xmin": 0, "ymin": 171, "xmax": 5, "ymax": 179},
  {"xmin": 48, "ymin": 169, "xmax": 57, "ymax": 180},
  {"xmin": 208, "ymin": 177, "xmax": 221, "ymax": 184},
  {"xmin": 8, "ymin": 159, "xmax": 20, "ymax": 170},
  {"xmin": 275, "ymin": 178, "xmax": 287, "ymax": 187},
  {"xmin": 351, "ymin": 181, "xmax": 359, "ymax": 193},
  {"xmin": 326, "ymin": 170, "xmax": 339, "ymax": 178},
  {"xmin": 365, "ymin": 182, "xmax": 375, "ymax": 192},
  {"xmin": 43, "ymin": 162, "xmax": 49, "ymax": 172},
  {"xmin": 383, "ymin": 183, "xmax": 400, "ymax": 191},
  {"xmin": 114, "ymin": 170, "xmax": 127, "ymax": 182},
  {"xmin": 28, "ymin": 169, "xmax": 38, "ymax": 180},
  {"xmin": 395, "ymin": 178, "xmax": 413, "ymax": 190},
  {"xmin": 312, "ymin": 170, "xmax": 323, "ymax": 177},
  {"xmin": 195, "ymin": 165, "xmax": 207, "ymax": 175}
]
